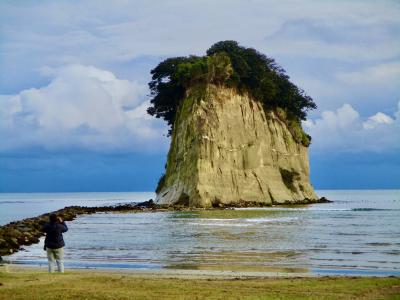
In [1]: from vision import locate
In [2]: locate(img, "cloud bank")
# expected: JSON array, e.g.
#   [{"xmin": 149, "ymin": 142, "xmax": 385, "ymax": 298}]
[
  {"xmin": 0, "ymin": 65, "xmax": 167, "ymax": 152},
  {"xmin": 2, "ymin": 62, "xmax": 398, "ymax": 156},
  {"xmin": 304, "ymin": 102, "xmax": 400, "ymax": 153}
]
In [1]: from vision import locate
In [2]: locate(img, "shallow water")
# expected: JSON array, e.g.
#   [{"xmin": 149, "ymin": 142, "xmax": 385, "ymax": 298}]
[
  {"xmin": 2, "ymin": 190, "xmax": 400, "ymax": 275},
  {"xmin": 0, "ymin": 192, "xmax": 153, "ymax": 226}
]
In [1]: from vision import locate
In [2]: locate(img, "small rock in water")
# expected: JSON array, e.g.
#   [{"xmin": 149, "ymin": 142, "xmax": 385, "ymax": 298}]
[{"xmin": 319, "ymin": 197, "xmax": 332, "ymax": 203}]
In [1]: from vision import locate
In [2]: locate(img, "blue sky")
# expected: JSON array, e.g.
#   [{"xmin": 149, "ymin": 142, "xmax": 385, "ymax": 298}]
[{"xmin": 0, "ymin": 0, "xmax": 399, "ymax": 192}]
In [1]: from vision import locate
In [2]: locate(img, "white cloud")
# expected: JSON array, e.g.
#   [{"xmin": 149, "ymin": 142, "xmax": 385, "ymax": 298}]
[
  {"xmin": 1, "ymin": 1, "xmax": 399, "ymax": 70},
  {"xmin": 0, "ymin": 65, "xmax": 167, "ymax": 152},
  {"xmin": 363, "ymin": 112, "xmax": 394, "ymax": 130},
  {"xmin": 336, "ymin": 62, "xmax": 400, "ymax": 85},
  {"xmin": 266, "ymin": 18, "xmax": 400, "ymax": 62},
  {"xmin": 304, "ymin": 102, "xmax": 400, "ymax": 153}
]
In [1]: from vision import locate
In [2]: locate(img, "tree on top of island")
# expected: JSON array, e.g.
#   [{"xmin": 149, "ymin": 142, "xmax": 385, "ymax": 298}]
[{"xmin": 147, "ymin": 40, "xmax": 316, "ymax": 146}]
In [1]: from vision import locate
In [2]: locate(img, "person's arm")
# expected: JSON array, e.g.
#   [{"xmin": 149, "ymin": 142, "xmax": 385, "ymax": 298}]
[
  {"xmin": 61, "ymin": 222, "xmax": 68, "ymax": 233},
  {"xmin": 58, "ymin": 217, "xmax": 68, "ymax": 232},
  {"xmin": 42, "ymin": 223, "xmax": 49, "ymax": 233}
]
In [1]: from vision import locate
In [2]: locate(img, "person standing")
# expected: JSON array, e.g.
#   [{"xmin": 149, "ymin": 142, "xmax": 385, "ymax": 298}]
[{"xmin": 43, "ymin": 214, "xmax": 68, "ymax": 273}]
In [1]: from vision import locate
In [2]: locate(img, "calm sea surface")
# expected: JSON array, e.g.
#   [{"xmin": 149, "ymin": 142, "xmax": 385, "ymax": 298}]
[{"xmin": 1, "ymin": 190, "xmax": 399, "ymax": 276}]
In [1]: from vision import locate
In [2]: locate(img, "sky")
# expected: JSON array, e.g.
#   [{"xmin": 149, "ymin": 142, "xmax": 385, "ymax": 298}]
[{"xmin": 0, "ymin": 0, "xmax": 399, "ymax": 192}]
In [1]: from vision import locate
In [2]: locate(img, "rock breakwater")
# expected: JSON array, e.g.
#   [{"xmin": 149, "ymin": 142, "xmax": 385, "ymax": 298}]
[{"xmin": 0, "ymin": 200, "xmax": 157, "ymax": 259}]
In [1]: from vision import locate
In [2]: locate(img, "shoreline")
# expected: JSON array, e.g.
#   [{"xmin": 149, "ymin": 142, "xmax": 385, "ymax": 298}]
[
  {"xmin": 3, "ymin": 263, "xmax": 399, "ymax": 279},
  {"xmin": 2, "ymin": 264, "xmax": 399, "ymax": 279},
  {"xmin": 1, "ymin": 264, "xmax": 315, "ymax": 279}
]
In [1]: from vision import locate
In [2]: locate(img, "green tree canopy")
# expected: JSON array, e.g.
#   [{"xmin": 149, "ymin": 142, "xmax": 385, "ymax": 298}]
[{"xmin": 147, "ymin": 41, "xmax": 316, "ymax": 141}]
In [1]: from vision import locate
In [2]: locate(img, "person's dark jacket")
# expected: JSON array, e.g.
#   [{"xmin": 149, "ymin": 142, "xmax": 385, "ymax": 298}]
[{"xmin": 43, "ymin": 221, "xmax": 68, "ymax": 249}]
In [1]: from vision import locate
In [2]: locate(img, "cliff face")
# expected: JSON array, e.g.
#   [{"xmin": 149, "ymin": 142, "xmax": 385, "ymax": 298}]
[{"xmin": 156, "ymin": 85, "xmax": 318, "ymax": 207}]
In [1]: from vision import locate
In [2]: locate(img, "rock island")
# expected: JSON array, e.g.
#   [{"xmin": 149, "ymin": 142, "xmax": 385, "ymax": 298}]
[{"xmin": 148, "ymin": 41, "xmax": 320, "ymax": 207}]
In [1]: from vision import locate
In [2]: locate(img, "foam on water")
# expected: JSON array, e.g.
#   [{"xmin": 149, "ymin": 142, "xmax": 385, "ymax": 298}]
[
  {"xmin": 235, "ymin": 207, "xmax": 351, "ymax": 211},
  {"xmin": 244, "ymin": 217, "xmax": 299, "ymax": 223}
]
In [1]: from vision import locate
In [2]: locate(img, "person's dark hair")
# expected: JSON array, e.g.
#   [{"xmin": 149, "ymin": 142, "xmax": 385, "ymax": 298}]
[{"xmin": 49, "ymin": 214, "xmax": 58, "ymax": 223}]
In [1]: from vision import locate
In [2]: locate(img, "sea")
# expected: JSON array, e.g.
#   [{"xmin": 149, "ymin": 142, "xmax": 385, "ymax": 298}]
[{"xmin": 1, "ymin": 190, "xmax": 399, "ymax": 276}]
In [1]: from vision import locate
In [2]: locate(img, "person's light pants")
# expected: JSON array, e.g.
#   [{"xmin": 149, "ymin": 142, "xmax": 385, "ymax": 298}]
[{"xmin": 46, "ymin": 247, "xmax": 64, "ymax": 273}]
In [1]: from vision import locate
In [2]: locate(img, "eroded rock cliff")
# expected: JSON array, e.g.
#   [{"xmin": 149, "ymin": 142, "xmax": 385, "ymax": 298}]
[{"xmin": 155, "ymin": 84, "xmax": 318, "ymax": 207}]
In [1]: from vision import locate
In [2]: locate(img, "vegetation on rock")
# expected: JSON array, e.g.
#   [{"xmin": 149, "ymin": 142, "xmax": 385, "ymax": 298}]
[{"xmin": 147, "ymin": 41, "xmax": 316, "ymax": 145}]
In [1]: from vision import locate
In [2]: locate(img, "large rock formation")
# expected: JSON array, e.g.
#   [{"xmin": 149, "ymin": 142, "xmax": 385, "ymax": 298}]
[{"xmin": 155, "ymin": 84, "xmax": 318, "ymax": 207}]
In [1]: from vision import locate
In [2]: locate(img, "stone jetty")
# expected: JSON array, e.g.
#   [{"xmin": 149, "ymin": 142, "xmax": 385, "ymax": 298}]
[{"xmin": 0, "ymin": 200, "xmax": 157, "ymax": 259}]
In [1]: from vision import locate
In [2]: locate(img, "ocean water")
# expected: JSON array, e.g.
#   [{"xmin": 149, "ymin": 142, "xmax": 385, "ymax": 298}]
[
  {"xmin": 1, "ymin": 190, "xmax": 399, "ymax": 276},
  {"xmin": 0, "ymin": 192, "xmax": 153, "ymax": 226}
]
